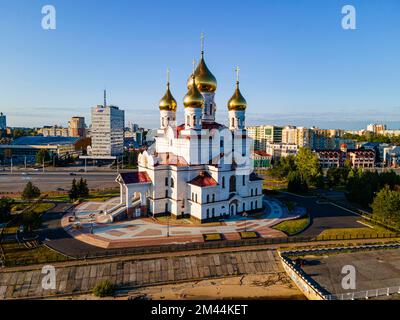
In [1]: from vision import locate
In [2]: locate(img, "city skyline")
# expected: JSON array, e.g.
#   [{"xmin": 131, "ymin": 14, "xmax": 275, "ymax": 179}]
[{"xmin": 1, "ymin": 0, "xmax": 400, "ymax": 129}]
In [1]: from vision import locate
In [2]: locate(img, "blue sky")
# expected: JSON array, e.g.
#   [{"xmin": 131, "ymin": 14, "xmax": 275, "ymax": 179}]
[{"xmin": 0, "ymin": 0, "xmax": 399, "ymax": 129}]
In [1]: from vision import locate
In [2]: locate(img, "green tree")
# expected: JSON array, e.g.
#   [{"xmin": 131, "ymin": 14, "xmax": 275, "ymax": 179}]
[
  {"xmin": 295, "ymin": 147, "xmax": 323, "ymax": 187},
  {"xmin": 270, "ymin": 155, "xmax": 297, "ymax": 179},
  {"xmin": 22, "ymin": 211, "xmax": 42, "ymax": 233},
  {"xmin": 22, "ymin": 181, "xmax": 41, "ymax": 201},
  {"xmin": 35, "ymin": 149, "xmax": 51, "ymax": 164},
  {"xmin": 68, "ymin": 179, "xmax": 79, "ymax": 201},
  {"xmin": 77, "ymin": 178, "xmax": 89, "ymax": 198},
  {"xmin": 371, "ymin": 186, "xmax": 400, "ymax": 228},
  {"xmin": 287, "ymin": 171, "xmax": 308, "ymax": 193},
  {"xmin": 0, "ymin": 197, "xmax": 14, "ymax": 222}
]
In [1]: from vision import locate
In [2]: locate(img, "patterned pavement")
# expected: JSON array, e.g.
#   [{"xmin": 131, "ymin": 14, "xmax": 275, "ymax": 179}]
[{"xmin": 62, "ymin": 197, "xmax": 299, "ymax": 249}]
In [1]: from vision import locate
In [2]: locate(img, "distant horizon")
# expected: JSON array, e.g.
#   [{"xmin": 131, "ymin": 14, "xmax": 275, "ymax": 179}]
[{"xmin": 4, "ymin": 108, "xmax": 400, "ymax": 132}]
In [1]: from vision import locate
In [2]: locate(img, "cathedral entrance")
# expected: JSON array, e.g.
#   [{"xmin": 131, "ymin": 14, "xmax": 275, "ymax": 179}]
[{"xmin": 229, "ymin": 203, "xmax": 237, "ymax": 216}]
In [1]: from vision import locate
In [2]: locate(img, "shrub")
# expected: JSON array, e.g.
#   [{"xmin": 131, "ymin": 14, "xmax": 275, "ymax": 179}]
[{"xmin": 93, "ymin": 280, "xmax": 115, "ymax": 298}]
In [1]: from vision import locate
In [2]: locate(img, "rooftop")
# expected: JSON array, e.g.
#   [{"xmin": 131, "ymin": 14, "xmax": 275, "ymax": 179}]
[{"xmin": 10, "ymin": 136, "xmax": 80, "ymax": 146}]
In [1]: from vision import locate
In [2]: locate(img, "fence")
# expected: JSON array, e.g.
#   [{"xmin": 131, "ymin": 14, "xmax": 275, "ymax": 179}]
[
  {"xmin": 47, "ymin": 232, "xmax": 400, "ymax": 260},
  {"xmin": 327, "ymin": 286, "xmax": 400, "ymax": 300}
]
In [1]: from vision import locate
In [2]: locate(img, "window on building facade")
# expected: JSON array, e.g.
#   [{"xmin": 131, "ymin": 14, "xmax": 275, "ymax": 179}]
[
  {"xmin": 212, "ymin": 194, "xmax": 215, "ymax": 202},
  {"xmin": 165, "ymin": 177, "xmax": 169, "ymax": 186},
  {"xmin": 242, "ymin": 175, "xmax": 245, "ymax": 186},
  {"xmin": 171, "ymin": 178, "xmax": 174, "ymax": 188},
  {"xmin": 206, "ymin": 195, "xmax": 210, "ymax": 203},
  {"xmin": 229, "ymin": 175, "xmax": 236, "ymax": 193},
  {"xmin": 222, "ymin": 176, "xmax": 225, "ymax": 188}
]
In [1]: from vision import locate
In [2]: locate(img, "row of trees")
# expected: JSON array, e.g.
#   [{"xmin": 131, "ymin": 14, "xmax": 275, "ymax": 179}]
[
  {"xmin": 346, "ymin": 170, "xmax": 400, "ymax": 208},
  {"xmin": 371, "ymin": 186, "xmax": 400, "ymax": 229},
  {"xmin": 343, "ymin": 132, "xmax": 400, "ymax": 145},
  {"xmin": 271, "ymin": 147, "xmax": 323, "ymax": 193},
  {"xmin": 68, "ymin": 178, "xmax": 89, "ymax": 201}
]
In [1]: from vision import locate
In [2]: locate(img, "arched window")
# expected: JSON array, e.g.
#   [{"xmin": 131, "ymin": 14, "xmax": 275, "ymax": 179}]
[
  {"xmin": 222, "ymin": 176, "xmax": 225, "ymax": 189},
  {"xmin": 206, "ymin": 195, "xmax": 210, "ymax": 203},
  {"xmin": 242, "ymin": 175, "xmax": 246, "ymax": 186},
  {"xmin": 165, "ymin": 203, "xmax": 169, "ymax": 213},
  {"xmin": 212, "ymin": 208, "xmax": 215, "ymax": 217},
  {"xmin": 206, "ymin": 209, "xmax": 210, "ymax": 219},
  {"xmin": 212, "ymin": 194, "xmax": 215, "ymax": 202},
  {"xmin": 165, "ymin": 177, "xmax": 169, "ymax": 186},
  {"xmin": 251, "ymin": 189, "xmax": 253, "ymax": 197},
  {"xmin": 170, "ymin": 178, "xmax": 174, "ymax": 188},
  {"xmin": 229, "ymin": 176, "xmax": 236, "ymax": 193}
]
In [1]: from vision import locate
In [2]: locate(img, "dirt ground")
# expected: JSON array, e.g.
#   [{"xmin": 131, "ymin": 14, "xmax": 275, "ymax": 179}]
[{"xmin": 55, "ymin": 273, "xmax": 305, "ymax": 300}]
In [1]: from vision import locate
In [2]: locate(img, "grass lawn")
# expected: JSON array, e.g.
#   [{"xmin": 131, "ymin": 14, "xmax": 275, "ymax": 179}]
[
  {"xmin": 156, "ymin": 216, "xmax": 192, "ymax": 225},
  {"xmin": 203, "ymin": 233, "xmax": 223, "ymax": 241},
  {"xmin": 273, "ymin": 215, "xmax": 310, "ymax": 236},
  {"xmin": 240, "ymin": 231, "xmax": 258, "ymax": 239},
  {"xmin": 31, "ymin": 202, "xmax": 56, "ymax": 214},
  {"xmin": 2, "ymin": 242, "xmax": 70, "ymax": 267},
  {"xmin": 316, "ymin": 221, "xmax": 397, "ymax": 240}
]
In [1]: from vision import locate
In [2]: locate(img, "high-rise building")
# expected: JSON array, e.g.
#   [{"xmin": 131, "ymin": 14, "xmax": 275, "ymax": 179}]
[
  {"xmin": 282, "ymin": 126, "xmax": 313, "ymax": 148},
  {"xmin": 367, "ymin": 124, "xmax": 387, "ymax": 134},
  {"xmin": 68, "ymin": 116, "xmax": 86, "ymax": 138},
  {"xmin": 42, "ymin": 125, "xmax": 69, "ymax": 137},
  {"xmin": 0, "ymin": 112, "xmax": 6, "ymax": 129},
  {"xmin": 247, "ymin": 125, "xmax": 283, "ymax": 150},
  {"xmin": 90, "ymin": 92, "xmax": 125, "ymax": 158}
]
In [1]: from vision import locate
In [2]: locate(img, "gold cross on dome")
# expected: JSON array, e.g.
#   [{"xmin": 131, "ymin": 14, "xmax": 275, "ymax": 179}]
[
  {"xmin": 235, "ymin": 66, "xmax": 240, "ymax": 83},
  {"xmin": 166, "ymin": 68, "xmax": 170, "ymax": 84},
  {"xmin": 201, "ymin": 32, "xmax": 205, "ymax": 53},
  {"xmin": 192, "ymin": 58, "xmax": 197, "ymax": 75}
]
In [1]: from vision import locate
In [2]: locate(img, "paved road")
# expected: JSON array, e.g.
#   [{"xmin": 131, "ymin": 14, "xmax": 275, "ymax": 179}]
[
  {"xmin": 0, "ymin": 172, "xmax": 119, "ymax": 193},
  {"xmin": 276, "ymin": 192, "xmax": 363, "ymax": 237}
]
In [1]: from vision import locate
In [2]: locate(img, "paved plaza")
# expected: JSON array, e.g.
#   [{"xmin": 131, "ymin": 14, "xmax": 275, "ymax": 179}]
[
  {"xmin": 61, "ymin": 197, "xmax": 297, "ymax": 249},
  {"xmin": 301, "ymin": 249, "xmax": 400, "ymax": 296}
]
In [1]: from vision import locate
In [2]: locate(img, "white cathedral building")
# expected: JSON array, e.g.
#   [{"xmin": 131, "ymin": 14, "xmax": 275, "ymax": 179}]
[{"xmin": 114, "ymin": 47, "xmax": 263, "ymax": 223}]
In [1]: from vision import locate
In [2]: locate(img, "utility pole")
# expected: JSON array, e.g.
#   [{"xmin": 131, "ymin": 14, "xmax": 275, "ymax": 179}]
[
  {"xmin": 42, "ymin": 157, "xmax": 45, "ymax": 173},
  {"xmin": 10, "ymin": 157, "xmax": 13, "ymax": 174},
  {"xmin": 121, "ymin": 155, "xmax": 124, "ymax": 170},
  {"xmin": 24, "ymin": 156, "xmax": 27, "ymax": 170},
  {"xmin": 84, "ymin": 158, "xmax": 87, "ymax": 173}
]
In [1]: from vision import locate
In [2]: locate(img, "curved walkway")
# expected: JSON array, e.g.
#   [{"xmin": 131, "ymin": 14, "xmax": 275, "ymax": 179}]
[{"xmin": 60, "ymin": 197, "xmax": 299, "ymax": 249}]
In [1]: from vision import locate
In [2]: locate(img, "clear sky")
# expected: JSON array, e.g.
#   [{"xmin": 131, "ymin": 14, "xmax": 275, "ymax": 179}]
[{"xmin": 1, "ymin": 0, "xmax": 399, "ymax": 130}]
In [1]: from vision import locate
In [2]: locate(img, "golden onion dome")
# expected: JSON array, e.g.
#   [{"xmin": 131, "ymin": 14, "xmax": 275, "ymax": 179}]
[
  {"xmin": 228, "ymin": 81, "xmax": 247, "ymax": 111},
  {"xmin": 159, "ymin": 82, "xmax": 177, "ymax": 111},
  {"xmin": 183, "ymin": 75, "xmax": 204, "ymax": 108},
  {"xmin": 187, "ymin": 53, "xmax": 217, "ymax": 93}
]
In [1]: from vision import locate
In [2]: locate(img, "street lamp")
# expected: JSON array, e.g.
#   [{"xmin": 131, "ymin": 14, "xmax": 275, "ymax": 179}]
[
  {"xmin": 242, "ymin": 212, "xmax": 248, "ymax": 232},
  {"xmin": 167, "ymin": 215, "xmax": 170, "ymax": 237}
]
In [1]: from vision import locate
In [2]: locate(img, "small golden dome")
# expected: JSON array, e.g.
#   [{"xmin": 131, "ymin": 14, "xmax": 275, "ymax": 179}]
[
  {"xmin": 159, "ymin": 83, "xmax": 177, "ymax": 112},
  {"xmin": 184, "ymin": 75, "xmax": 204, "ymax": 108},
  {"xmin": 228, "ymin": 81, "xmax": 247, "ymax": 111},
  {"xmin": 187, "ymin": 53, "xmax": 217, "ymax": 93}
]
